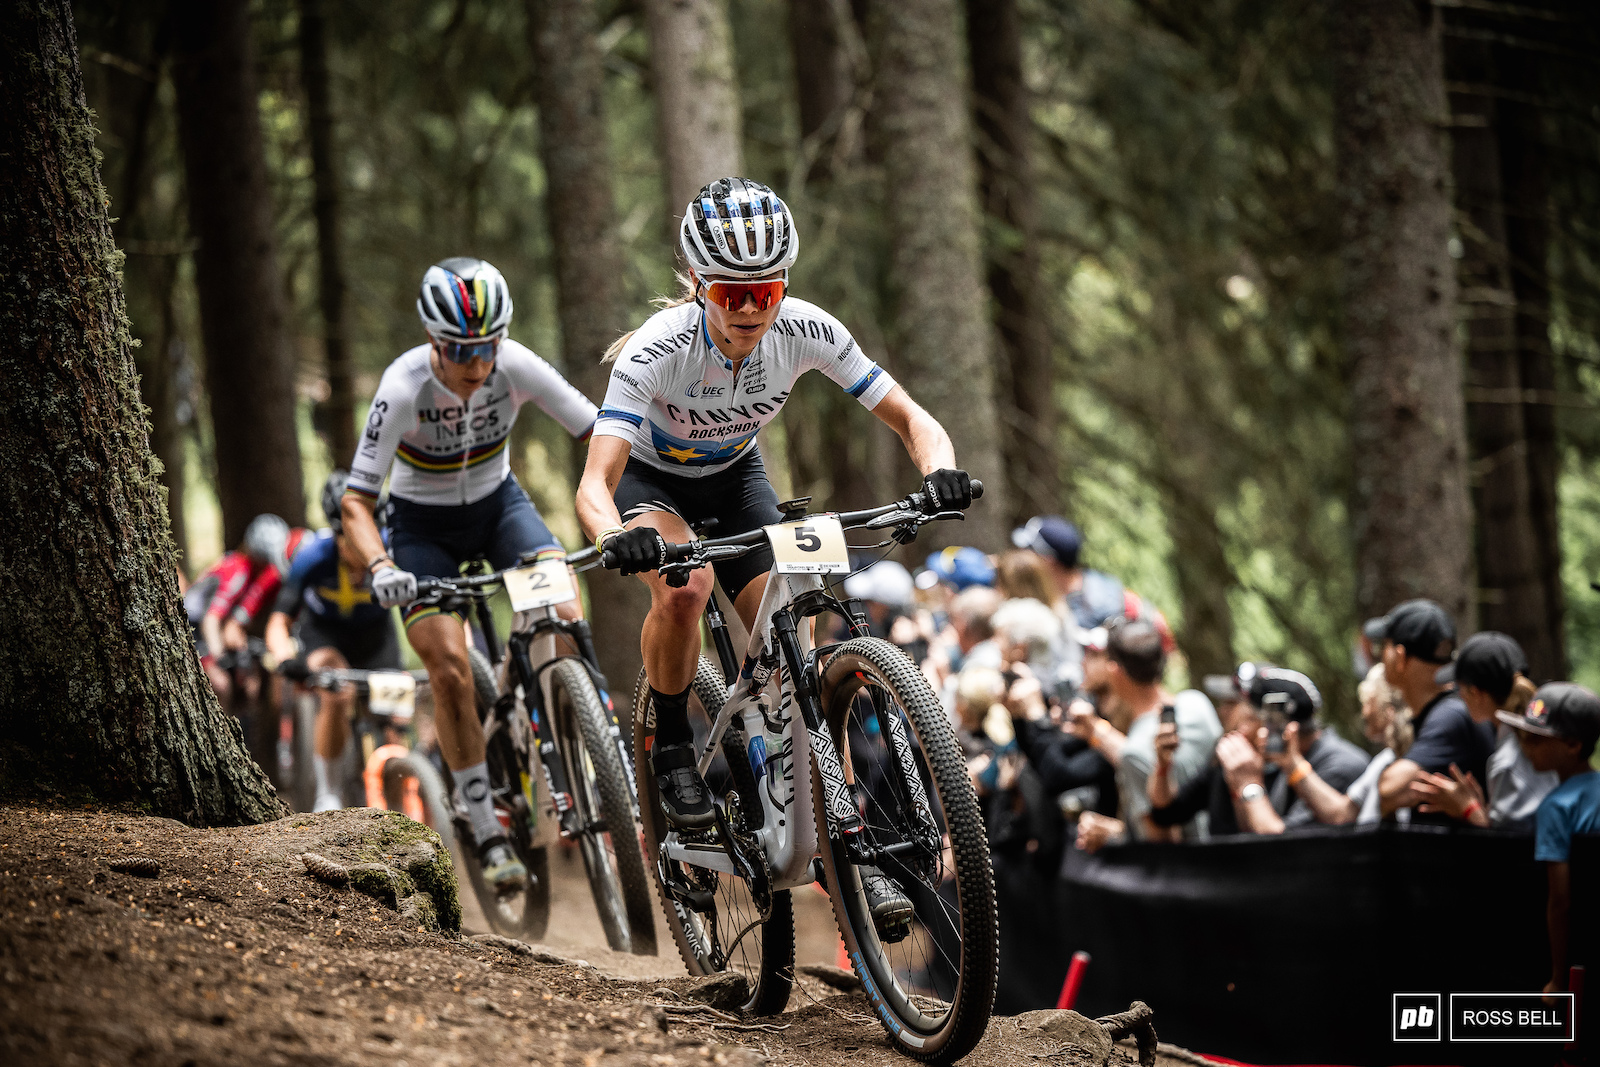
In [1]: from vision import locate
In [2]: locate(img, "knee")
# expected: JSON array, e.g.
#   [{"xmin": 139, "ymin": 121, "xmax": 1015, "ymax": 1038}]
[{"xmin": 652, "ymin": 574, "xmax": 711, "ymax": 629}]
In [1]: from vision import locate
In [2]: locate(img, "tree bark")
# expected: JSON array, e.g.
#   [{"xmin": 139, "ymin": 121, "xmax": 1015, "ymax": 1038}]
[
  {"xmin": 788, "ymin": 0, "xmax": 853, "ymax": 184},
  {"xmin": 298, "ymin": 0, "xmax": 357, "ymax": 468},
  {"xmin": 81, "ymin": 3, "xmax": 192, "ymax": 564},
  {"xmin": 1496, "ymin": 40, "xmax": 1565, "ymax": 679},
  {"xmin": 966, "ymin": 0, "xmax": 1055, "ymax": 526},
  {"xmin": 866, "ymin": 0, "xmax": 1010, "ymax": 547},
  {"xmin": 171, "ymin": 0, "xmax": 305, "ymax": 544},
  {"xmin": 0, "ymin": 0, "xmax": 284, "ymax": 824},
  {"xmin": 644, "ymin": 0, "xmax": 745, "ymax": 232},
  {"xmin": 1332, "ymin": 0, "xmax": 1473, "ymax": 627},
  {"xmin": 526, "ymin": 0, "xmax": 649, "ymax": 705}
]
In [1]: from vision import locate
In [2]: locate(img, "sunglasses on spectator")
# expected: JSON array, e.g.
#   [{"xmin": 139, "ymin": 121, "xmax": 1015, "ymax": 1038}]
[
  {"xmin": 435, "ymin": 337, "xmax": 501, "ymax": 364},
  {"xmin": 701, "ymin": 275, "xmax": 787, "ymax": 312}
]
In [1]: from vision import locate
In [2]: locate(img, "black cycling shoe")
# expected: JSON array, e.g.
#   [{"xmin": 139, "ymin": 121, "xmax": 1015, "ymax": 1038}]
[
  {"xmin": 860, "ymin": 865, "xmax": 914, "ymax": 942},
  {"xmin": 651, "ymin": 742, "xmax": 716, "ymax": 829}
]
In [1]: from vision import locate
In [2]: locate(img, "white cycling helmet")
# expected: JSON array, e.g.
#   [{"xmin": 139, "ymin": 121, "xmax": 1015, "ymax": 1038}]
[
  {"xmin": 416, "ymin": 257, "xmax": 513, "ymax": 344},
  {"xmin": 679, "ymin": 178, "xmax": 798, "ymax": 279},
  {"xmin": 243, "ymin": 513, "xmax": 291, "ymax": 574}
]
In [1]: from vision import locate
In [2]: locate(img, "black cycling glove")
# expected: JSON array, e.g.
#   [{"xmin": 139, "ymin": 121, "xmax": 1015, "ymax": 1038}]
[
  {"xmin": 922, "ymin": 468, "xmax": 973, "ymax": 512},
  {"xmin": 280, "ymin": 657, "xmax": 311, "ymax": 683},
  {"xmin": 604, "ymin": 527, "xmax": 669, "ymax": 576}
]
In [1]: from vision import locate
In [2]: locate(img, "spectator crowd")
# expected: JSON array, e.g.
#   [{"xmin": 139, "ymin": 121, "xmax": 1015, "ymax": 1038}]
[{"xmin": 834, "ymin": 515, "xmax": 1600, "ymax": 998}]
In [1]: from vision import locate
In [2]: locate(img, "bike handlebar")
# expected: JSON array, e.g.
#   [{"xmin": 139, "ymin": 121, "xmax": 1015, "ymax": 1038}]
[{"xmin": 588, "ymin": 479, "xmax": 983, "ymax": 574}]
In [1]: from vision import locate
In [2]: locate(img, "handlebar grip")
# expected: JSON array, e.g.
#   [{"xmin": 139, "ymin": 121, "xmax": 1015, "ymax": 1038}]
[
  {"xmin": 662, "ymin": 541, "xmax": 696, "ymax": 565},
  {"xmin": 970, "ymin": 479, "xmax": 984, "ymax": 500},
  {"xmin": 600, "ymin": 547, "xmax": 619, "ymax": 570}
]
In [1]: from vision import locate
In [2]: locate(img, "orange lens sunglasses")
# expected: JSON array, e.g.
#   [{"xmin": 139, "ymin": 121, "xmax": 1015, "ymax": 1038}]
[{"xmin": 702, "ymin": 276, "xmax": 787, "ymax": 312}]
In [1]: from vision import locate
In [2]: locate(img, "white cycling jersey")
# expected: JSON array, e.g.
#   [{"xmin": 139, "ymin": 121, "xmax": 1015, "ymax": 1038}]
[
  {"xmin": 593, "ymin": 298, "xmax": 896, "ymax": 477},
  {"xmin": 348, "ymin": 341, "xmax": 597, "ymax": 506}
]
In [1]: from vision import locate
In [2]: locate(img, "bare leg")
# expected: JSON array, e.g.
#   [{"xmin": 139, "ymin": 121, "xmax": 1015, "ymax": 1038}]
[
  {"xmin": 306, "ymin": 645, "xmax": 352, "ymax": 761},
  {"xmin": 404, "ymin": 614, "xmax": 484, "ymax": 769},
  {"xmin": 630, "ymin": 511, "xmax": 715, "ymax": 693}
]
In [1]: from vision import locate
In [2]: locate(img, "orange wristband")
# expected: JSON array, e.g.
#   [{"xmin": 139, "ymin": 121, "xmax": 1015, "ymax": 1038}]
[{"xmin": 1287, "ymin": 761, "xmax": 1312, "ymax": 788}]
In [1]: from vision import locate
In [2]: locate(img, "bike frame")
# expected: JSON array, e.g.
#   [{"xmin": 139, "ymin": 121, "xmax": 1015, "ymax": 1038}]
[{"xmin": 654, "ymin": 518, "xmax": 935, "ymax": 893}]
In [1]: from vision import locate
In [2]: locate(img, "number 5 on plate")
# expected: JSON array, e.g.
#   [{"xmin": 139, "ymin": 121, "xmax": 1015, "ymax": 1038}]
[{"xmin": 764, "ymin": 516, "xmax": 849, "ymax": 574}]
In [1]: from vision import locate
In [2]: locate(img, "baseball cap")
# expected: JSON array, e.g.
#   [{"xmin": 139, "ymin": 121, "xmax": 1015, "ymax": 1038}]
[
  {"xmin": 923, "ymin": 546, "xmax": 994, "ymax": 591},
  {"xmin": 842, "ymin": 561, "xmax": 915, "ymax": 612},
  {"xmin": 1496, "ymin": 682, "xmax": 1600, "ymax": 750},
  {"xmin": 1370, "ymin": 599, "xmax": 1456, "ymax": 664},
  {"xmin": 1202, "ymin": 662, "xmax": 1261, "ymax": 705},
  {"xmin": 1435, "ymin": 631, "xmax": 1527, "ymax": 702},
  {"xmin": 1247, "ymin": 667, "xmax": 1323, "ymax": 722},
  {"xmin": 1011, "ymin": 516, "xmax": 1083, "ymax": 568}
]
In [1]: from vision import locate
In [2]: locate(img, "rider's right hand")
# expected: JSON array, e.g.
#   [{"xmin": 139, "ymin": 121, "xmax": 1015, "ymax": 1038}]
[
  {"xmin": 603, "ymin": 527, "xmax": 669, "ymax": 576},
  {"xmin": 280, "ymin": 657, "xmax": 312, "ymax": 683},
  {"xmin": 371, "ymin": 564, "xmax": 418, "ymax": 608}
]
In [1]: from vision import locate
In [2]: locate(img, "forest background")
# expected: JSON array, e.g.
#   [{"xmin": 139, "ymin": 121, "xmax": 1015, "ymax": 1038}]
[{"xmin": 71, "ymin": 0, "xmax": 1600, "ymax": 730}]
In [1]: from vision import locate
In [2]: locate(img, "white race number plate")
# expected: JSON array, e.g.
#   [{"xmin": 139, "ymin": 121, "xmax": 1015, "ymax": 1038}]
[
  {"xmin": 764, "ymin": 516, "xmax": 850, "ymax": 574},
  {"xmin": 503, "ymin": 558, "xmax": 577, "ymax": 611},
  {"xmin": 366, "ymin": 671, "xmax": 417, "ymax": 719}
]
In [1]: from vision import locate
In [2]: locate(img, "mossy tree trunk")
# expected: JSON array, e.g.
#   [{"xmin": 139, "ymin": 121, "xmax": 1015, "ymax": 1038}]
[
  {"xmin": 1333, "ymin": 0, "xmax": 1473, "ymax": 626},
  {"xmin": 866, "ymin": 0, "xmax": 1011, "ymax": 548},
  {"xmin": 170, "ymin": 0, "xmax": 305, "ymax": 543},
  {"xmin": 0, "ymin": 0, "xmax": 285, "ymax": 825},
  {"xmin": 526, "ymin": 0, "xmax": 649, "ymax": 705}
]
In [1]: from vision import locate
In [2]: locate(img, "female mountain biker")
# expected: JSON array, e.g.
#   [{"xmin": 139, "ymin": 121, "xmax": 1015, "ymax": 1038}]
[
  {"xmin": 340, "ymin": 257, "xmax": 598, "ymax": 893},
  {"xmin": 573, "ymin": 178, "xmax": 974, "ymax": 883}
]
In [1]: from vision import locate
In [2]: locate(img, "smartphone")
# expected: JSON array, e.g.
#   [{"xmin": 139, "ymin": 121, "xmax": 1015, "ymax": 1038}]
[
  {"xmin": 1159, "ymin": 705, "xmax": 1176, "ymax": 726},
  {"xmin": 1261, "ymin": 692, "xmax": 1289, "ymax": 754}
]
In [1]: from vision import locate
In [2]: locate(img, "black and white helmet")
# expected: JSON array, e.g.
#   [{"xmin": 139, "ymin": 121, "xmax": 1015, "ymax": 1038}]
[
  {"xmin": 679, "ymin": 178, "xmax": 798, "ymax": 279},
  {"xmin": 416, "ymin": 257, "xmax": 513, "ymax": 344}
]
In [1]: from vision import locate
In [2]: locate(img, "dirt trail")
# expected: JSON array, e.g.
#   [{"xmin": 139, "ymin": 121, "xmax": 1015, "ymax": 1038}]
[{"xmin": 0, "ymin": 805, "xmax": 1197, "ymax": 1067}]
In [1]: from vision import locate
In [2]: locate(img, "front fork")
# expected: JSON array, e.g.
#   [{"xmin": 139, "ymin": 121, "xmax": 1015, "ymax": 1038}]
[
  {"xmin": 506, "ymin": 631, "xmax": 583, "ymax": 837},
  {"xmin": 771, "ymin": 608, "xmax": 864, "ymax": 841}
]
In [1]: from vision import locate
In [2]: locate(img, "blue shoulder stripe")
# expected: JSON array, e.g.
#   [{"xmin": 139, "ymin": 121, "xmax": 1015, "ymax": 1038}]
[
  {"xmin": 846, "ymin": 365, "xmax": 883, "ymax": 399},
  {"xmin": 596, "ymin": 407, "xmax": 644, "ymax": 427}
]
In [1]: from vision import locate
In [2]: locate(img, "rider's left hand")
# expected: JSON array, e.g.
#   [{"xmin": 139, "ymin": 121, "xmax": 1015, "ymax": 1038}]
[{"xmin": 922, "ymin": 469, "xmax": 972, "ymax": 512}]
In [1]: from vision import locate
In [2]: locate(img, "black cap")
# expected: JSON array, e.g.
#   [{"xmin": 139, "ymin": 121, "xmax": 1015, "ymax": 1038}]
[
  {"xmin": 1372, "ymin": 599, "xmax": 1456, "ymax": 664},
  {"xmin": 1011, "ymin": 516, "xmax": 1083, "ymax": 568},
  {"xmin": 1248, "ymin": 667, "xmax": 1323, "ymax": 723},
  {"xmin": 1497, "ymin": 682, "xmax": 1600, "ymax": 751},
  {"xmin": 1435, "ymin": 631, "xmax": 1527, "ymax": 702}
]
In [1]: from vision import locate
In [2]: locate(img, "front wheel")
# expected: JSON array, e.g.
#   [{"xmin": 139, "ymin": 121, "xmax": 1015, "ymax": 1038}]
[
  {"xmin": 633, "ymin": 659, "xmax": 794, "ymax": 1014},
  {"xmin": 816, "ymin": 638, "xmax": 997, "ymax": 1063},
  {"xmin": 550, "ymin": 657, "xmax": 657, "ymax": 955}
]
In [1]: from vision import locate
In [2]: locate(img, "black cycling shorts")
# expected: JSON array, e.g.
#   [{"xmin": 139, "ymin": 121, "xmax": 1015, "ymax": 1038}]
[
  {"xmin": 613, "ymin": 451, "xmax": 782, "ymax": 600},
  {"xmin": 296, "ymin": 613, "xmax": 403, "ymax": 671}
]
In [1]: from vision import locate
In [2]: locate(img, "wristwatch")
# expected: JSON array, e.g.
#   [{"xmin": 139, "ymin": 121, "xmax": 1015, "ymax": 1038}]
[{"xmin": 1238, "ymin": 783, "xmax": 1266, "ymax": 803}]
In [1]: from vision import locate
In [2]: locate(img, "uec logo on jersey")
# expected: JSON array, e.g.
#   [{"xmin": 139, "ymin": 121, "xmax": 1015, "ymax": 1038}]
[{"xmin": 686, "ymin": 379, "xmax": 726, "ymax": 398}]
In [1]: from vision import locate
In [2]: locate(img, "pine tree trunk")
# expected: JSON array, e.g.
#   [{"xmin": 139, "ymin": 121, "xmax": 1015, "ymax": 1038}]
[
  {"xmin": 1444, "ymin": 33, "xmax": 1552, "ymax": 673},
  {"xmin": 298, "ymin": 0, "xmax": 356, "ymax": 468},
  {"xmin": 171, "ymin": 0, "xmax": 305, "ymax": 544},
  {"xmin": 789, "ymin": 0, "xmax": 853, "ymax": 184},
  {"xmin": 866, "ymin": 0, "xmax": 1010, "ymax": 547},
  {"xmin": 1496, "ymin": 40, "xmax": 1565, "ymax": 679},
  {"xmin": 526, "ymin": 0, "xmax": 650, "ymax": 704},
  {"xmin": 645, "ymin": 0, "xmax": 745, "ymax": 230},
  {"xmin": 967, "ymin": 0, "xmax": 1055, "ymax": 526},
  {"xmin": 0, "ymin": 0, "xmax": 284, "ymax": 824},
  {"xmin": 1332, "ymin": 0, "xmax": 1472, "ymax": 626}
]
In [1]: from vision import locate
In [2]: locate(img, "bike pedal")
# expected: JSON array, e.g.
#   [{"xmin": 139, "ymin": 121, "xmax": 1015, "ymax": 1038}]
[
  {"xmin": 875, "ymin": 919, "xmax": 913, "ymax": 945},
  {"xmin": 680, "ymin": 889, "xmax": 715, "ymax": 914}
]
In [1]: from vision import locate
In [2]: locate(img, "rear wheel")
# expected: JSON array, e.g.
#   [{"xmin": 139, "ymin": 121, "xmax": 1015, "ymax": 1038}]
[
  {"xmin": 450, "ymin": 647, "xmax": 551, "ymax": 941},
  {"xmin": 815, "ymin": 638, "xmax": 997, "ymax": 1063},
  {"xmin": 550, "ymin": 657, "xmax": 657, "ymax": 954},
  {"xmin": 633, "ymin": 659, "xmax": 794, "ymax": 1014}
]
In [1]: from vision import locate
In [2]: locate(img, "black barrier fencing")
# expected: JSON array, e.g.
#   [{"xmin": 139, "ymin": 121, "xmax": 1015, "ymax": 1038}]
[{"xmin": 994, "ymin": 825, "xmax": 1599, "ymax": 1066}]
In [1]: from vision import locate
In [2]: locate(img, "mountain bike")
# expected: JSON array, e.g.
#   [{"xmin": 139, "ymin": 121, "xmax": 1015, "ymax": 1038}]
[
  {"xmin": 577, "ymin": 484, "xmax": 998, "ymax": 1063},
  {"xmin": 411, "ymin": 556, "xmax": 656, "ymax": 954},
  {"xmin": 291, "ymin": 666, "xmax": 441, "ymax": 820}
]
